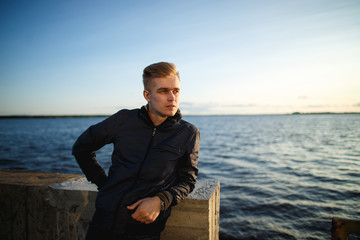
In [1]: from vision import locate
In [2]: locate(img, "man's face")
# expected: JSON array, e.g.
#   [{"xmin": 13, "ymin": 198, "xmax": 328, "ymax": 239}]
[{"xmin": 143, "ymin": 76, "xmax": 180, "ymax": 122}]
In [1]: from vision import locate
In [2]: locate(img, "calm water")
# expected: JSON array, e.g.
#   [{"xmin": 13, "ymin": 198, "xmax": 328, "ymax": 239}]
[{"xmin": 0, "ymin": 114, "xmax": 359, "ymax": 239}]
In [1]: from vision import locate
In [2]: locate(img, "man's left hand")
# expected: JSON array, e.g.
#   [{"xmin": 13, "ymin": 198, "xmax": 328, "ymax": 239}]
[{"xmin": 127, "ymin": 196, "xmax": 161, "ymax": 224}]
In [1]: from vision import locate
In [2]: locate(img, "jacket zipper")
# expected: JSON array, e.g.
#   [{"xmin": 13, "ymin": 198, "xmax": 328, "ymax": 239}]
[
  {"xmin": 124, "ymin": 127, "xmax": 157, "ymax": 194},
  {"xmin": 134, "ymin": 127, "xmax": 156, "ymax": 181},
  {"xmin": 110, "ymin": 126, "xmax": 157, "ymax": 234}
]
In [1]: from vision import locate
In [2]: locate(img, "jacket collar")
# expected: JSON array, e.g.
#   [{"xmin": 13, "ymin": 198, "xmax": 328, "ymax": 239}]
[{"xmin": 140, "ymin": 105, "xmax": 182, "ymax": 128}]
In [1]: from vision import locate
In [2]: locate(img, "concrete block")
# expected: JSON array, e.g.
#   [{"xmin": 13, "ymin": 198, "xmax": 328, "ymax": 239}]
[
  {"xmin": 162, "ymin": 181, "xmax": 220, "ymax": 240},
  {"xmin": 0, "ymin": 170, "xmax": 219, "ymax": 240}
]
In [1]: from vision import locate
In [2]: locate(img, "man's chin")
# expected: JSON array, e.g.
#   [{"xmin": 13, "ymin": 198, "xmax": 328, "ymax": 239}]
[{"xmin": 165, "ymin": 108, "xmax": 178, "ymax": 117}]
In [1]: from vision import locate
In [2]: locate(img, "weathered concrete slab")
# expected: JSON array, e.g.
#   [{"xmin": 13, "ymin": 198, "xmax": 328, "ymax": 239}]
[
  {"xmin": 51, "ymin": 175, "xmax": 220, "ymax": 239},
  {"xmin": 162, "ymin": 181, "xmax": 220, "ymax": 240},
  {"xmin": 0, "ymin": 169, "xmax": 79, "ymax": 186},
  {"xmin": 0, "ymin": 170, "xmax": 97, "ymax": 240},
  {"xmin": 0, "ymin": 170, "xmax": 219, "ymax": 240}
]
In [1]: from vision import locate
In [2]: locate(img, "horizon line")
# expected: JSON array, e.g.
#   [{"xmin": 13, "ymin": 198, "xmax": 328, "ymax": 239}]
[{"xmin": 1, "ymin": 112, "xmax": 360, "ymax": 119}]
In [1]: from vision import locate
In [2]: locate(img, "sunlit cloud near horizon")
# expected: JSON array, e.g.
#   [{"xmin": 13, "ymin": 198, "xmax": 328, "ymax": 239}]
[{"xmin": 1, "ymin": 0, "xmax": 359, "ymax": 116}]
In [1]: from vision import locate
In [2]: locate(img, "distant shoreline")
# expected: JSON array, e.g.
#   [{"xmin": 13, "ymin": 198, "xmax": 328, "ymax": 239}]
[
  {"xmin": 0, "ymin": 112, "xmax": 359, "ymax": 119},
  {"xmin": 290, "ymin": 112, "xmax": 360, "ymax": 115},
  {"xmin": 0, "ymin": 115, "xmax": 111, "ymax": 119}
]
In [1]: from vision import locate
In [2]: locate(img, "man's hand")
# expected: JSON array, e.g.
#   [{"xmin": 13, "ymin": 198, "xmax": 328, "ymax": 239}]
[{"xmin": 127, "ymin": 196, "xmax": 161, "ymax": 224}]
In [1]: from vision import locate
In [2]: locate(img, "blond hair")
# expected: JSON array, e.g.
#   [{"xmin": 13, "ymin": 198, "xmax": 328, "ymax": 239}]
[{"xmin": 142, "ymin": 62, "xmax": 179, "ymax": 89}]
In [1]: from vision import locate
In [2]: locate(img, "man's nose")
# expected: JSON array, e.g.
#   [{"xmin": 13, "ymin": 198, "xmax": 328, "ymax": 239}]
[{"xmin": 168, "ymin": 92, "xmax": 175, "ymax": 101}]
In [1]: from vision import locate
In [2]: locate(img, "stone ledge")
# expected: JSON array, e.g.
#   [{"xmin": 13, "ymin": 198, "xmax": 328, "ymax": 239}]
[
  {"xmin": 0, "ymin": 169, "xmax": 80, "ymax": 186},
  {"xmin": 0, "ymin": 170, "xmax": 219, "ymax": 240},
  {"xmin": 50, "ymin": 175, "xmax": 219, "ymax": 201}
]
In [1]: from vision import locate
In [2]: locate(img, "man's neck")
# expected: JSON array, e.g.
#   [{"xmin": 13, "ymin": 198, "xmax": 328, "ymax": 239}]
[{"xmin": 146, "ymin": 108, "xmax": 168, "ymax": 126}]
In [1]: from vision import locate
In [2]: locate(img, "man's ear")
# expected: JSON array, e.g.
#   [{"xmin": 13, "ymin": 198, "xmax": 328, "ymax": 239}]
[{"xmin": 143, "ymin": 89, "xmax": 150, "ymax": 102}]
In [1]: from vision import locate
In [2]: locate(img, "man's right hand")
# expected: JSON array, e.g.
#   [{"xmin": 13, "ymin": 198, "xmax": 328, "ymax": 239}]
[{"xmin": 127, "ymin": 196, "xmax": 161, "ymax": 224}]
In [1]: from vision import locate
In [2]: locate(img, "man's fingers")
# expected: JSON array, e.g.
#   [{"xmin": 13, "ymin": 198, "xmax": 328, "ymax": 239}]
[
  {"xmin": 127, "ymin": 197, "xmax": 160, "ymax": 224},
  {"xmin": 127, "ymin": 200, "xmax": 142, "ymax": 210},
  {"xmin": 131, "ymin": 208, "xmax": 151, "ymax": 221}
]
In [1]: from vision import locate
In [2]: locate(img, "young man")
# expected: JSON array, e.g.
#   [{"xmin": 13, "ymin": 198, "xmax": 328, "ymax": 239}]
[{"xmin": 72, "ymin": 62, "xmax": 200, "ymax": 240}]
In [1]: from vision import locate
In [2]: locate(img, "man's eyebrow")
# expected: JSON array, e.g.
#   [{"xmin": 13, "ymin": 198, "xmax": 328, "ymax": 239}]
[{"xmin": 157, "ymin": 87, "xmax": 180, "ymax": 91}]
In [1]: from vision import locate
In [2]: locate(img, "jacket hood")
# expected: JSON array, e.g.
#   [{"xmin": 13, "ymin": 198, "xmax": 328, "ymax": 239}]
[{"xmin": 140, "ymin": 104, "xmax": 182, "ymax": 128}]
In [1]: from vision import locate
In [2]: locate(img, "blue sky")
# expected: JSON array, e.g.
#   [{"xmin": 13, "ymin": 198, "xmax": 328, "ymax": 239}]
[{"xmin": 1, "ymin": 0, "xmax": 359, "ymax": 115}]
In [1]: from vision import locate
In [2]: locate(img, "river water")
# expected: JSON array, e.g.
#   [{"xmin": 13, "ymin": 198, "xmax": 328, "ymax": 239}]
[{"xmin": 0, "ymin": 114, "xmax": 359, "ymax": 239}]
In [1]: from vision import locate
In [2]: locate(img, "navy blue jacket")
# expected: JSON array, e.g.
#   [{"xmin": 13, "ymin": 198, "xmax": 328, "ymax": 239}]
[{"xmin": 72, "ymin": 106, "xmax": 199, "ymax": 235}]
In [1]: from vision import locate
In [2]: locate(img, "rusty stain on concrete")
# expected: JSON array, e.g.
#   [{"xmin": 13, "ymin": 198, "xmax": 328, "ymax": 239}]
[{"xmin": 0, "ymin": 169, "xmax": 80, "ymax": 186}]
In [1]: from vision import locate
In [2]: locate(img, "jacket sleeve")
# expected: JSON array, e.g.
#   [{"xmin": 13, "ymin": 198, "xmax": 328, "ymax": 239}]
[
  {"xmin": 72, "ymin": 112, "xmax": 121, "ymax": 188},
  {"xmin": 157, "ymin": 128, "xmax": 200, "ymax": 209}
]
